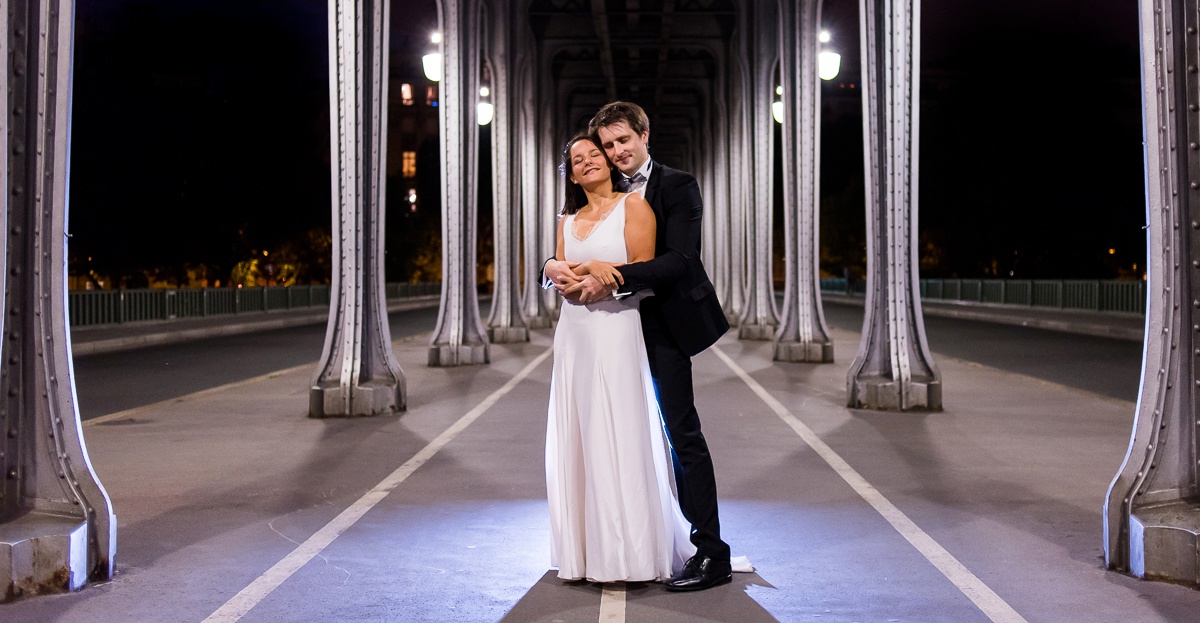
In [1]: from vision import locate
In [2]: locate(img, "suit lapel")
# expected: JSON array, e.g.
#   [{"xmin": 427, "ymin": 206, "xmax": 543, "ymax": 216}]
[{"xmin": 645, "ymin": 164, "xmax": 663, "ymax": 214}]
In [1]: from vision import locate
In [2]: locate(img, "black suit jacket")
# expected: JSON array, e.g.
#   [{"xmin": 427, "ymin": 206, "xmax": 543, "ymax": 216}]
[{"xmin": 619, "ymin": 163, "xmax": 728, "ymax": 356}]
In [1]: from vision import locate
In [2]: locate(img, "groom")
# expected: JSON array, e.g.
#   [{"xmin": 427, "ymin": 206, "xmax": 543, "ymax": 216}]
[{"xmin": 546, "ymin": 101, "xmax": 732, "ymax": 591}]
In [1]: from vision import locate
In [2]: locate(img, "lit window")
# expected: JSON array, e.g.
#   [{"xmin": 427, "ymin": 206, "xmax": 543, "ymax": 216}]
[
  {"xmin": 401, "ymin": 83, "xmax": 414, "ymax": 106},
  {"xmin": 402, "ymin": 152, "xmax": 417, "ymax": 178},
  {"xmin": 427, "ymin": 85, "xmax": 438, "ymax": 106}
]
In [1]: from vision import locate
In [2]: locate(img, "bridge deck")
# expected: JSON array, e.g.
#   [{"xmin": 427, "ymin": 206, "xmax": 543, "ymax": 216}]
[{"xmin": 4, "ymin": 326, "xmax": 1197, "ymax": 622}]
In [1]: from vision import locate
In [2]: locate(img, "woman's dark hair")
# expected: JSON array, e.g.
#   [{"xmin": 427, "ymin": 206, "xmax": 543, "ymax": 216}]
[{"xmin": 560, "ymin": 133, "xmax": 616, "ymax": 216}]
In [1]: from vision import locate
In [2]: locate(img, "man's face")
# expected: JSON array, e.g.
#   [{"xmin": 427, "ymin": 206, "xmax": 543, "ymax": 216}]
[{"xmin": 596, "ymin": 121, "xmax": 650, "ymax": 176}]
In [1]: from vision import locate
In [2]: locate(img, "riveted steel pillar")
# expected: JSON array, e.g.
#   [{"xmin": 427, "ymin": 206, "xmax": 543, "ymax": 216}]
[
  {"xmin": 711, "ymin": 89, "xmax": 733, "ymax": 312},
  {"xmin": 312, "ymin": 0, "xmax": 406, "ymax": 415},
  {"xmin": 516, "ymin": 73, "xmax": 552, "ymax": 328},
  {"xmin": 517, "ymin": 36, "xmax": 551, "ymax": 330},
  {"xmin": 484, "ymin": 2, "xmax": 528, "ymax": 344},
  {"xmin": 775, "ymin": 0, "xmax": 834, "ymax": 363},
  {"xmin": 701, "ymin": 122, "xmax": 716, "ymax": 277},
  {"xmin": 0, "ymin": 0, "xmax": 116, "ymax": 600},
  {"xmin": 726, "ymin": 51, "xmax": 749, "ymax": 323},
  {"xmin": 739, "ymin": 0, "xmax": 780, "ymax": 340},
  {"xmin": 540, "ymin": 81, "xmax": 562, "ymax": 319},
  {"xmin": 846, "ymin": 0, "xmax": 940, "ymax": 410},
  {"xmin": 1104, "ymin": 0, "xmax": 1200, "ymax": 585},
  {"xmin": 429, "ymin": 0, "xmax": 490, "ymax": 366}
]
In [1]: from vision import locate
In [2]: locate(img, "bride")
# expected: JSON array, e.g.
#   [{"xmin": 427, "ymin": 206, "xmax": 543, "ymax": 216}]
[{"xmin": 545, "ymin": 133, "xmax": 696, "ymax": 582}]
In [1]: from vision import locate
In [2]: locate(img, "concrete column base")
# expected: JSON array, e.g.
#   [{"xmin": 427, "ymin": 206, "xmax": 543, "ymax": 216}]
[
  {"xmin": 488, "ymin": 326, "xmax": 529, "ymax": 343},
  {"xmin": 1128, "ymin": 501, "xmax": 1200, "ymax": 585},
  {"xmin": 0, "ymin": 512, "xmax": 88, "ymax": 603},
  {"xmin": 739, "ymin": 323, "xmax": 777, "ymax": 341},
  {"xmin": 525, "ymin": 315, "xmax": 553, "ymax": 330},
  {"xmin": 428, "ymin": 343, "xmax": 490, "ymax": 367},
  {"xmin": 848, "ymin": 375, "xmax": 942, "ymax": 411},
  {"xmin": 309, "ymin": 380, "xmax": 403, "ymax": 418},
  {"xmin": 774, "ymin": 340, "xmax": 833, "ymax": 363}
]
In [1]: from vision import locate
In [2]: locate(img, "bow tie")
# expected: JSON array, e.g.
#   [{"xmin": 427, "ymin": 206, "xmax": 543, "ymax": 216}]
[{"xmin": 615, "ymin": 172, "xmax": 647, "ymax": 193}]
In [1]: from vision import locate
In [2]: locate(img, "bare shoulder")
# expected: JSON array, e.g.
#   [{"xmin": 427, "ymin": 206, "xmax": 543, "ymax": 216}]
[{"xmin": 624, "ymin": 193, "xmax": 654, "ymax": 219}]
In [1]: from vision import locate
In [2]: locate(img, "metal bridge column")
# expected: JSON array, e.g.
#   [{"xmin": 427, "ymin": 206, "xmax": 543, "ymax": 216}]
[
  {"xmin": 710, "ymin": 88, "xmax": 733, "ymax": 316},
  {"xmin": 738, "ymin": 0, "xmax": 781, "ymax": 340},
  {"xmin": 484, "ymin": 1, "xmax": 529, "ymax": 344},
  {"xmin": 429, "ymin": 0, "xmax": 491, "ymax": 366},
  {"xmin": 774, "ymin": 0, "xmax": 834, "ymax": 363},
  {"xmin": 0, "ymin": 0, "xmax": 116, "ymax": 600},
  {"xmin": 846, "ymin": 0, "xmax": 941, "ymax": 410},
  {"xmin": 726, "ymin": 53, "xmax": 749, "ymax": 324},
  {"xmin": 1105, "ymin": 0, "xmax": 1200, "ymax": 585},
  {"xmin": 517, "ymin": 31, "xmax": 552, "ymax": 330},
  {"xmin": 311, "ymin": 0, "xmax": 407, "ymax": 415}
]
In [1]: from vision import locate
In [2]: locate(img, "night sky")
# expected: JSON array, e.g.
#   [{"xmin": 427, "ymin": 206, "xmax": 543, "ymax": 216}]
[{"xmin": 67, "ymin": 0, "xmax": 1143, "ymax": 286}]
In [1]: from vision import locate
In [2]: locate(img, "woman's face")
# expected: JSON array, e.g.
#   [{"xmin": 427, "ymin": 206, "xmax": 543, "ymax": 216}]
[{"xmin": 568, "ymin": 139, "xmax": 611, "ymax": 187}]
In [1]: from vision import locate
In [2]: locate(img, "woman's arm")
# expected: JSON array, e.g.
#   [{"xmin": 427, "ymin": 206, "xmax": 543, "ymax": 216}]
[
  {"xmin": 555, "ymin": 216, "xmax": 565, "ymax": 262},
  {"xmin": 557, "ymin": 218, "xmax": 585, "ymax": 303},
  {"xmin": 624, "ymin": 193, "xmax": 657, "ymax": 263}
]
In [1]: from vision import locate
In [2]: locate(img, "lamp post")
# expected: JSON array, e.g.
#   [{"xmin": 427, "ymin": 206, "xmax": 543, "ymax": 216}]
[
  {"xmin": 818, "ymin": 30, "xmax": 841, "ymax": 81},
  {"xmin": 773, "ymin": 85, "xmax": 785, "ymax": 124},
  {"xmin": 422, "ymin": 31, "xmax": 443, "ymax": 82},
  {"xmin": 477, "ymin": 85, "xmax": 494, "ymax": 126}
]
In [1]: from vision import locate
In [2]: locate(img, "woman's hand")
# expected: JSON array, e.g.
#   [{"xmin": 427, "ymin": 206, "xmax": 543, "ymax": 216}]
[{"xmin": 576, "ymin": 260, "xmax": 625, "ymax": 288}]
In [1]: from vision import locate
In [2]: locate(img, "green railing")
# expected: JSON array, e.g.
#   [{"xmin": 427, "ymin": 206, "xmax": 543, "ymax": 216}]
[
  {"xmin": 819, "ymin": 278, "xmax": 1145, "ymax": 315},
  {"xmin": 67, "ymin": 282, "xmax": 441, "ymax": 328}
]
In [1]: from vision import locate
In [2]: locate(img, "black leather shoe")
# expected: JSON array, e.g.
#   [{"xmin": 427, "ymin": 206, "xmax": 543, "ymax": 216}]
[{"xmin": 664, "ymin": 555, "xmax": 733, "ymax": 592}]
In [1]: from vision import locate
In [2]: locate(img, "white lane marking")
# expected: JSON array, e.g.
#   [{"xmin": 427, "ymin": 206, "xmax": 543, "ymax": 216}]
[
  {"xmin": 599, "ymin": 585, "xmax": 626, "ymax": 622},
  {"xmin": 711, "ymin": 346, "xmax": 1029, "ymax": 623},
  {"xmin": 202, "ymin": 346, "xmax": 555, "ymax": 623},
  {"xmin": 83, "ymin": 363, "xmax": 314, "ymax": 426}
]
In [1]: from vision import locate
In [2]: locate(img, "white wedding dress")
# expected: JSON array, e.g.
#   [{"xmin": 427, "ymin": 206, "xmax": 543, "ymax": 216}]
[{"xmin": 546, "ymin": 194, "xmax": 696, "ymax": 582}]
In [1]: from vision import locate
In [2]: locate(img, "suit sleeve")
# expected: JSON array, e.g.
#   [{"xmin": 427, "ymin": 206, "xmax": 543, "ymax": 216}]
[{"xmin": 617, "ymin": 172, "xmax": 702, "ymax": 294}]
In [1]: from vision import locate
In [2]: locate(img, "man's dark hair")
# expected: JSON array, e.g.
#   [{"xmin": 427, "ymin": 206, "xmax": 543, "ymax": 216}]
[
  {"xmin": 587, "ymin": 101, "xmax": 650, "ymax": 137},
  {"xmin": 560, "ymin": 133, "xmax": 617, "ymax": 216}
]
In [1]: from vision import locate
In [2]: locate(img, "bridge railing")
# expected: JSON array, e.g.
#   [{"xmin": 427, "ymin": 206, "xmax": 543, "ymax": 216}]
[
  {"xmin": 67, "ymin": 282, "xmax": 441, "ymax": 328},
  {"xmin": 819, "ymin": 278, "xmax": 1145, "ymax": 315}
]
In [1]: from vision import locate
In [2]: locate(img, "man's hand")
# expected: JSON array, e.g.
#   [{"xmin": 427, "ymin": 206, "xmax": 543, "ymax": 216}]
[
  {"xmin": 562, "ymin": 274, "xmax": 616, "ymax": 305},
  {"xmin": 577, "ymin": 260, "xmax": 625, "ymax": 289},
  {"xmin": 545, "ymin": 259, "xmax": 583, "ymax": 292}
]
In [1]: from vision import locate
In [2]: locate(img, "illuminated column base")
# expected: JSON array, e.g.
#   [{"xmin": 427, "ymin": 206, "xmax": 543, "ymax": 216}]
[
  {"xmin": 488, "ymin": 326, "xmax": 530, "ymax": 343},
  {"xmin": 428, "ymin": 343, "xmax": 490, "ymax": 367},
  {"xmin": 309, "ymin": 382, "xmax": 403, "ymax": 418},
  {"xmin": 0, "ymin": 516, "xmax": 90, "ymax": 599},
  {"xmin": 774, "ymin": 341, "xmax": 833, "ymax": 364},
  {"xmin": 848, "ymin": 376, "xmax": 941, "ymax": 412}
]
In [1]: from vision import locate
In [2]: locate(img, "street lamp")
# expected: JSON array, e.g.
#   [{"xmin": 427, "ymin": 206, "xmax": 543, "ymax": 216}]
[
  {"xmin": 422, "ymin": 32, "xmax": 443, "ymax": 82},
  {"xmin": 477, "ymin": 86, "xmax": 494, "ymax": 126},
  {"xmin": 772, "ymin": 85, "xmax": 784, "ymax": 124},
  {"xmin": 818, "ymin": 30, "xmax": 841, "ymax": 81}
]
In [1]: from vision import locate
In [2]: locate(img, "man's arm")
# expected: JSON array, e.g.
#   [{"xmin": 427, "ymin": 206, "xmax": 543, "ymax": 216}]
[{"xmin": 617, "ymin": 172, "xmax": 702, "ymax": 294}]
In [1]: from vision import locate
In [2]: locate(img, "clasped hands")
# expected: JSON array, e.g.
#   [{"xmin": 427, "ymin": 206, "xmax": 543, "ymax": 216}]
[{"xmin": 546, "ymin": 259, "xmax": 625, "ymax": 305}]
